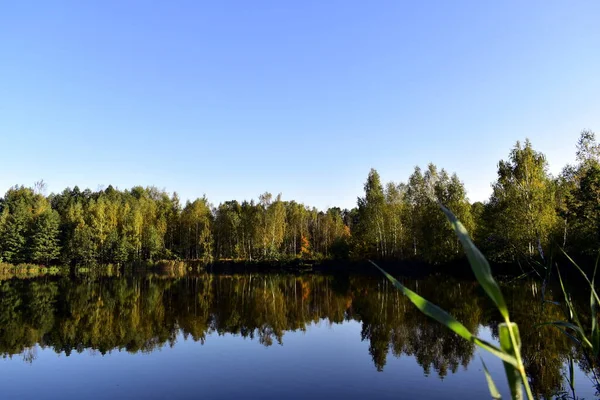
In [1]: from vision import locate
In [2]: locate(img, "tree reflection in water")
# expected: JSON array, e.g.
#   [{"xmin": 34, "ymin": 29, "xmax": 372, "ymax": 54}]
[{"xmin": 0, "ymin": 270, "xmax": 587, "ymax": 398}]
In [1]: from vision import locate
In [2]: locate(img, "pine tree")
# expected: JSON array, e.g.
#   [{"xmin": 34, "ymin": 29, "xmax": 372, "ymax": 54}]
[
  {"xmin": 29, "ymin": 210, "xmax": 61, "ymax": 265},
  {"xmin": 0, "ymin": 203, "xmax": 29, "ymax": 263}
]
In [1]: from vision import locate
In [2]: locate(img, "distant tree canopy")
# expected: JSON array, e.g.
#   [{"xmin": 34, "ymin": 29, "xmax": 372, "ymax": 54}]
[{"xmin": 0, "ymin": 131, "xmax": 598, "ymax": 265}]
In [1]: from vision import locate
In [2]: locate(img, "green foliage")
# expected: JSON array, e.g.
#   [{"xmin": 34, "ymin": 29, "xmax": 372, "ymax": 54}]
[
  {"xmin": 29, "ymin": 209, "xmax": 61, "ymax": 265},
  {"xmin": 483, "ymin": 140, "xmax": 557, "ymax": 261},
  {"xmin": 547, "ymin": 130, "xmax": 600, "ymax": 258},
  {"xmin": 2, "ymin": 130, "xmax": 600, "ymax": 267},
  {"xmin": 0, "ymin": 202, "xmax": 29, "ymax": 263},
  {"xmin": 567, "ymin": 163, "xmax": 600, "ymax": 254},
  {"xmin": 499, "ymin": 323, "xmax": 524, "ymax": 400},
  {"xmin": 180, "ymin": 197, "xmax": 213, "ymax": 262},
  {"xmin": 356, "ymin": 168, "xmax": 386, "ymax": 257},
  {"xmin": 256, "ymin": 192, "xmax": 287, "ymax": 258},
  {"xmin": 354, "ymin": 164, "xmax": 474, "ymax": 264},
  {"xmin": 0, "ymin": 186, "xmax": 51, "ymax": 264}
]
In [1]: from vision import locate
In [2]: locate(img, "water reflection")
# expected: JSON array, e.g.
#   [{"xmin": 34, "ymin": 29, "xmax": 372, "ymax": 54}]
[{"xmin": 0, "ymin": 271, "xmax": 590, "ymax": 398}]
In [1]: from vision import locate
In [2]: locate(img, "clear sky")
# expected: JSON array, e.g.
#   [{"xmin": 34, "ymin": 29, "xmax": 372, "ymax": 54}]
[{"xmin": 2, "ymin": 1, "xmax": 599, "ymax": 210}]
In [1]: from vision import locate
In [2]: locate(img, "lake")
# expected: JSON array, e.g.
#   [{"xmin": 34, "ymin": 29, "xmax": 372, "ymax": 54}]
[{"xmin": 0, "ymin": 269, "xmax": 597, "ymax": 399}]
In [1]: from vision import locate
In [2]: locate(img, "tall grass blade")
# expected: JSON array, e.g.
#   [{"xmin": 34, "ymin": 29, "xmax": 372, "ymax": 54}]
[
  {"xmin": 481, "ymin": 357, "xmax": 502, "ymax": 399},
  {"xmin": 591, "ymin": 256, "xmax": 600, "ymax": 357},
  {"xmin": 553, "ymin": 326, "xmax": 583, "ymax": 347},
  {"xmin": 370, "ymin": 260, "xmax": 519, "ymax": 367},
  {"xmin": 555, "ymin": 266, "xmax": 594, "ymax": 349},
  {"xmin": 560, "ymin": 248, "xmax": 600, "ymax": 305},
  {"xmin": 440, "ymin": 205, "xmax": 509, "ymax": 320},
  {"xmin": 567, "ymin": 355, "xmax": 576, "ymax": 400},
  {"xmin": 539, "ymin": 321, "xmax": 587, "ymax": 334},
  {"xmin": 499, "ymin": 323, "xmax": 523, "ymax": 400}
]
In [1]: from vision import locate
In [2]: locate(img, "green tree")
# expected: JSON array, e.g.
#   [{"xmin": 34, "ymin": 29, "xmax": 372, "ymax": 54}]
[
  {"xmin": 180, "ymin": 197, "xmax": 213, "ymax": 261},
  {"xmin": 283, "ymin": 201, "xmax": 307, "ymax": 257},
  {"xmin": 406, "ymin": 166, "xmax": 428, "ymax": 258},
  {"xmin": 356, "ymin": 169, "xmax": 386, "ymax": 258},
  {"xmin": 405, "ymin": 164, "xmax": 473, "ymax": 263},
  {"xmin": 433, "ymin": 171, "xmax": 474, "ymax": 261},
  {"xmin": 213, "ymin": 201, "xmax": 242, "ymax": 259},
  {"xmin": 256, "ymin": 193, "xmax": 286, "ymax": 259},
  {"xmin": 29, "ymin": 209, "xmax": 61, "ymax": 265},
  {"xmin": 383, "ymin": 182, "xmax": 408, "ymax": 259},
  {"xmin": 555, "ymin": 131, "xmax": 600, "ymax": 255},
  {"xmin": 0, "ymin": 203, "xmax": 29, "ymax": 263},
  {"xmin": 0, "ymin": 186, "xmax": 44, "ymax": 263},
  {"xmin": 239, "ymin": 200, "xmax": 259, "ymax": 260},
  {"xmin": 485, "ymin": 139, "xmax": 557, "ymax": 260},
  {"xmin": 569, "ymin": 162, "xmax": 600, "ymax": 253}
]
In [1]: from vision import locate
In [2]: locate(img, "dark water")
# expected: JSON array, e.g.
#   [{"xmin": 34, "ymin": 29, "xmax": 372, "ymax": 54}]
[{"xmin": 0, "ymin": 270, "xmax": 597, "ymax": 399}]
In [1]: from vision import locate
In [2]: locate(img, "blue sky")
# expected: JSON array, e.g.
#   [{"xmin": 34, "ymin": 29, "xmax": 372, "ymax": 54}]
[{"xmin": 2, "ymin": 1, "xmax": 599, "ymax": 210}]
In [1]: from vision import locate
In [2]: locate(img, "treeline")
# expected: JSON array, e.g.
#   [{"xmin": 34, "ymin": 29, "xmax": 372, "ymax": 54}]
[
  {"xmin": 0, "ymin": 186, "xmax": 349, "ymax": 265},
  {"xmin": 1, "ymin": 130, "xmax": 599, "ymax": 265}
]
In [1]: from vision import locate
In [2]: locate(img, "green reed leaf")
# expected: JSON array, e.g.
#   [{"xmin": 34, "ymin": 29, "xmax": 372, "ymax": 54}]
[
  {"xmin": 440, "ymin": 205, "xmax": 509, "ymax": 320},
  {"xmin": 568, "ymin": 355, "xmax": 576, "ymax": 398},
  {"xmin": 539, "ymin": 321, "xmax": 585, "ymax": 332},
  {"xmin": 591, "ymin": 258, "xmax": 600, "ymax": 356},
  {"xmin": 370, "ymin": 261, "xmax": 519, "ymax": 368},
  {"xmin": 555, "ymin": 266, "xmax": 594, "ymax": 349},
  {"xmin": 481, "ymin": 357, "xmax": 502, "ymax": 399},
  {"xmin": 560, "ymin": 248, "xmax": 600, "ymax": 305},
  {"xmin": 499, "ymin": 323, "xmax": 523, "ymax": 400}
]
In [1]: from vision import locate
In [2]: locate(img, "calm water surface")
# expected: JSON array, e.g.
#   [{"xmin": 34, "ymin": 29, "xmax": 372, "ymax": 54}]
[{"xmin": 0, "ymin": 270, "xmax": 597, "ymax": 399}]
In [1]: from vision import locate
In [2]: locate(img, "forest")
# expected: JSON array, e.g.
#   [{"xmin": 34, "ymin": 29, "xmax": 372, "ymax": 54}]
[{"xmin": 1, "ymin": 130, "xmax": 599, "ymax": 267}]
